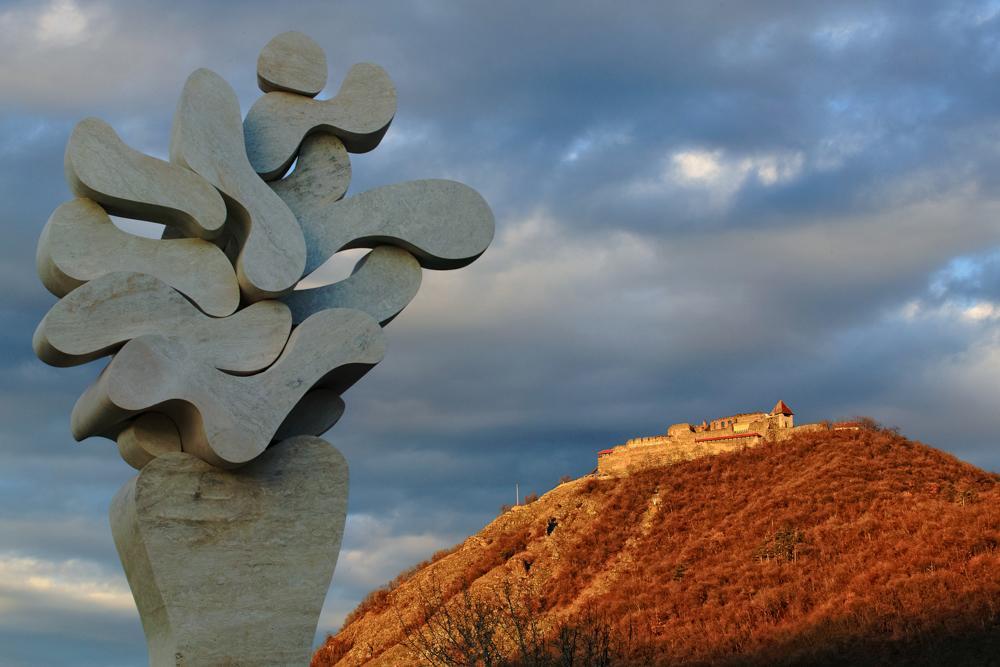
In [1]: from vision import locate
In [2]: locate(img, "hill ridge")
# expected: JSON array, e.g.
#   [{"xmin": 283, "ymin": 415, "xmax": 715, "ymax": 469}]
[{"xmin": 315, "ymin": 426, "xmax": 1000, "ymax": 666}]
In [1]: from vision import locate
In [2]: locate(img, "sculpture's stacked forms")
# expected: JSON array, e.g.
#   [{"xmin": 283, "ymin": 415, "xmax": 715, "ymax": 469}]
[
  {"xmin": 34, "ymin": 271, "xmax": 291, "ymax": 371},
  {"xmin": 257, "ymin": 31, "xmax": 328, "ymax": 96},
  {"xmin": 282, "ymin": 245, "xmax": 422, "ymax": 325},
  {"xmin": 65, "ymin": 118, "xmax": 228, "ymax": 239},
  {"xmin": 33, "ymin": 30, "xmax": 494, "ymax": 665},
  {"xmin": 37, "ymin": 199, "xmax": 240, "ymax": 316},
  {"xmin": 115, "ymin": 413, "xmax": 182, "ymax": 470},
  {"xmin": 171, "ymin": 68, "xmax": 308, "ymax": 301},
  {"xmin": 244, "ymin": 61, "xmax": 397, "ymax": 177}
]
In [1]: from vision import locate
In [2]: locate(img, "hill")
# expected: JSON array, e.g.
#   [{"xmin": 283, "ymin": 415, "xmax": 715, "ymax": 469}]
[{"xmin": 313, "ymin": 425, "xmax": 999, "ymax": 666}]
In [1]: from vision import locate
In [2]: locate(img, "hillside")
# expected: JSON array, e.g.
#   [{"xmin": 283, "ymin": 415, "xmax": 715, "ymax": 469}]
[{"xmin": 314, "ymin": 426, "xmax": 1000, "ymax": 666}]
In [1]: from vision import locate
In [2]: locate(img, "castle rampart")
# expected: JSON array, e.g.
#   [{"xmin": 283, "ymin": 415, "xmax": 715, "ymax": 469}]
[{"xmin": 597, "ymin": 400, "xmax": 803, "ymax": 477}]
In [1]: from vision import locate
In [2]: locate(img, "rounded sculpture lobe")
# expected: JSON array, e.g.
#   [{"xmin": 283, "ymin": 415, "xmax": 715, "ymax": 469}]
[{"xmin": 257, "ymin": 31, "xmax": 328, "ymax": 96}]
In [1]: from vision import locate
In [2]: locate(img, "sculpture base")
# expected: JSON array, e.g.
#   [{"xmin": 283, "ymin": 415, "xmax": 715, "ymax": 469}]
[{"xmin": 110, "ymin": 436, "xmax": 348, "ymax": 667}]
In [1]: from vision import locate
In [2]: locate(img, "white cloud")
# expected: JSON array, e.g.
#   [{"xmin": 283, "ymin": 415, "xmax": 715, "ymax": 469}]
[
  {"xmin": 335, "ymin": 513, "xmax": 455, "ymax": 590},
  {"xmin": 35, "ymin": 0, "xmax": 91, "ymax": 46},
  {"xmin": 900, "ymin": 299, "xmax": 922, "ymax": 321},
  {"xmin": 399, "ymin": 210, "xmax": 659, "ymax": 337},
  {"xmin": 866, "ymin": 326, "xmax": 1000, "ymax": 461},
  {"xmin": 896, "ymin": 298, "xmax": 1000, "ymax": 324},
  {"xmin": 672, "ymin": 149, "xmax": 724, "ymax": 182},
  {"xmin": 646, "ymin": 147, "xmax": 806, "ymax": 198},
  {"xmin": 752, "ymin": 151, "xmax": 805, "ymax": 185},
  {"xmin": 0, "ymin": 0, "xmax": 106, "ymax": 51},
  {"xmin": 0, "ymin": 552, "xmax": 134, "ymax": 617},
  {"xmin": 963, "ymin": 301, "xmax": 1000, "ymax": 321},
  {"xmin": 330, "ymin": 191, "xmax": 1000, "ymax": 451},
  {"xmin": 0, "ymin": 0, "xmax": 205, "ymax": 113},
  {"xmin": 559, "ymin": 128, "xmax": 631, "ymax": 164}
]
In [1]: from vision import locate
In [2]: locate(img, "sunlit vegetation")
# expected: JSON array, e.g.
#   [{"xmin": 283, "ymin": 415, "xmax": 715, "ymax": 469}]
[{"xmin": 315, "ymin": 423, "xmax": 999, "ymax": 666}]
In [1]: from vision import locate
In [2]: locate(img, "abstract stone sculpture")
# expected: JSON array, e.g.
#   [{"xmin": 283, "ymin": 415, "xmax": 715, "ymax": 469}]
[
  {"xmin": 245, "ymin": 61, "xmax": 397, "ymax": 177},
  {"xmin": 111, "ymin": 437, "xmax": 348, "ymax": 666},
  {"xmin": 257, "ymin": 31, "xmax": 328, "ymax": 96},
  {"xmin": 115, "ymin": 413, "xmax": 182, "ymax": 470},
  {"xmin": 71, "ymin": 308, "xmax": 386, "ymax": 468},
  {"xmin": 295, "ymin": 178, "xmax": 495, "ymax": 274},
  {"xmin": 33, "ymin": 30, "xmax": 493, "ymax": 666},
  {"xmin": 34, "ymin": 271, "xmax": 291, "ymax": 372},
  {"xmin": 171, "ymin": 68, "xmax": 308, "ymax": 302},
  {"xmin": 65, "ymin": 118, "xmax": 228, "ymax": 239},
  {"xmin": 37, "ymin": 198, "xmax": 240, "ymax": 316},
  {"xmin": 282, "ymin": 245, "xmax": 422, "ymax": 325}
]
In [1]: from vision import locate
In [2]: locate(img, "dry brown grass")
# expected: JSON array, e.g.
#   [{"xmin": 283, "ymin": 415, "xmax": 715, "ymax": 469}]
[{"xmin": 315, "ymin": 423, "xmax": 1000, "ymax": 666}]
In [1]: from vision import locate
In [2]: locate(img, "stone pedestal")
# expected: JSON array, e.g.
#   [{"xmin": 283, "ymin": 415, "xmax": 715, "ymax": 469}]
[{"xmin": 110, "ymin": 436, "xmax": 348, "ymax": 666}]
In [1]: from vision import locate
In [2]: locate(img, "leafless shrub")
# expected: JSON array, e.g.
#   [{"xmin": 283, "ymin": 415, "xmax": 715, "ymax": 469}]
[{"xmin": 398, "ymin": 577, "xmax": 653, "ymax": 666}]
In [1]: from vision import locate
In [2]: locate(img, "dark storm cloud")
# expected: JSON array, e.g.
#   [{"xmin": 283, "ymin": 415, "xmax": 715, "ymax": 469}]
[{"xmin": 1, "ymin": 1, "xmax": 999, "ymax": 664}]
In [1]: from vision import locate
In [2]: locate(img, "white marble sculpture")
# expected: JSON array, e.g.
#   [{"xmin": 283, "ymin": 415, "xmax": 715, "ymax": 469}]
[
  {"xmin": 66, "ymin": 118, "xmax": 227, "ymax": 239},
  {"xmin": 33, "ymin": 30, "xmax": 494, "ymax": 666},
  {"xmin": 245, "ymin": 61, "xmax": 397, "ymax": 178},
  {"xmin": 37, "ymin": 198, "xmax": 240, "ymax": 316},
  {"xmin": 34, "ymin": 271, "xmax": 291, "ymax": 372}
]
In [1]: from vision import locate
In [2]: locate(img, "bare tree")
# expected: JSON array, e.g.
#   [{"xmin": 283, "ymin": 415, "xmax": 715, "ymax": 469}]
[
  {"xmin": 396, "ymin": 575, "xmax": 655, "ymax": 666},
  {"xmin": 399, "ymin": 578, "xmax": 505, "ymax": 666}
]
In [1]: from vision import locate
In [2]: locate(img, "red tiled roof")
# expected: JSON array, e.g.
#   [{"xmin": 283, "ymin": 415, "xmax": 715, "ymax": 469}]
[
  {"xmin": 598, "ymin": 448, "xmax": 615, "ymax": 456},
  {"xmin": 771, "ymin": 400, "xmax": 794, "ymax": 416},
  {"xmin": 694, "ymin": 433, "xmax": 762, "ymax": 443}
]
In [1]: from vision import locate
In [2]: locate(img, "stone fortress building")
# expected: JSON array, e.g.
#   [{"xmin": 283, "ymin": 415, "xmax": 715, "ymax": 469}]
[{"xmin": 597, "ymin": 400, "xmax": 820, "ymax": 477}]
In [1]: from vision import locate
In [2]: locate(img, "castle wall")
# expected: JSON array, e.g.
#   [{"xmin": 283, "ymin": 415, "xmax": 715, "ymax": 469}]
[
  {"xmin": 597, "ymin": 432, "xmax": 763, "ymax": 476},
  {"xmin": 667, "ymin": 423, "xmax": 694, "ymax": 437},
  {"xmin": 623, "ymin": 435, "xmax": 672, "ymax": 448},
  {"xmin": 596, "ymin": 406, "xmax": 816, "ymax": 477},
  {"xmin": 783, "ymin": 423, "xmax": 823, "ymax": 438},
  {"xmin": 708, "ymin": 412, "xmax": 768, "ymax": 431}
]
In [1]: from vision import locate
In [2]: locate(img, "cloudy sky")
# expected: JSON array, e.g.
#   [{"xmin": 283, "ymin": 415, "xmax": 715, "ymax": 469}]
[{"xmin": 2, "ymin": 0, "xmax": 999, "ymax": 664}]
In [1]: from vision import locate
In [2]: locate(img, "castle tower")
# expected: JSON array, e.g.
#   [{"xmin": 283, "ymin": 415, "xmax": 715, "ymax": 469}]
[{"xmin": 771, "ymin": 400, "xmax": 794, "ymax": 429}]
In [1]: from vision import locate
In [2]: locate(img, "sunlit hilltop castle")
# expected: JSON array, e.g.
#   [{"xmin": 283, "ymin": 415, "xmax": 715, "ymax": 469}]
[{"xmin": 597, "ymin": 400, "xmax": 822, "ymax": 476}]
